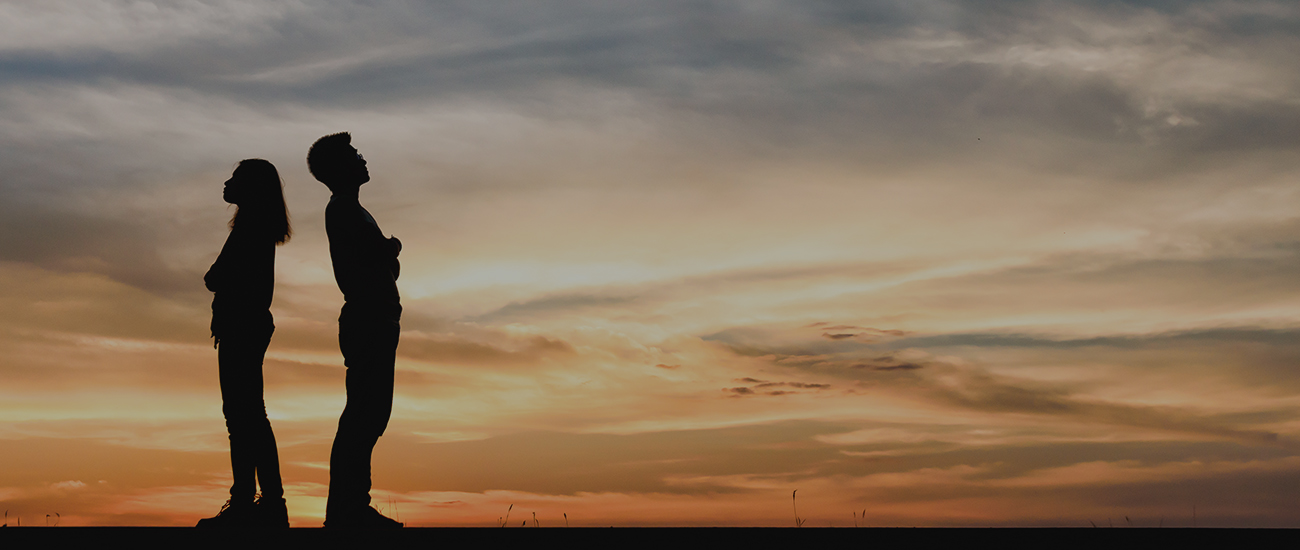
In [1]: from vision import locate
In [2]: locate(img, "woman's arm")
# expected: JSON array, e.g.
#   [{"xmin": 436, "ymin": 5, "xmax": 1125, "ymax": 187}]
[{"xmin": 205, "ymin": 231, "xmax": 237, "ymax": 292}]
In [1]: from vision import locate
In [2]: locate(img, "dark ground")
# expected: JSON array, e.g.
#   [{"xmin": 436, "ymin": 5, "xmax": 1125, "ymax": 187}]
[{"xmin": 0, "ymin": 527, "xmax": 1293, "ymax": 548}]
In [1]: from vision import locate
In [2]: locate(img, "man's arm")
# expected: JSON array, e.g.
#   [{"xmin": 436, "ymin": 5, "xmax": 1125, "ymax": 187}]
[{"xmin": 327, "ymin": 198, "xmax": 400, "ymax": 301}]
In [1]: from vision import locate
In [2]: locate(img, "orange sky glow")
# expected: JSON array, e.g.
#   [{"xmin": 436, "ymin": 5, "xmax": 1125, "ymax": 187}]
[{"xmin": 3, "ymin": 0, "xmax": 1300, "ymax": 527}]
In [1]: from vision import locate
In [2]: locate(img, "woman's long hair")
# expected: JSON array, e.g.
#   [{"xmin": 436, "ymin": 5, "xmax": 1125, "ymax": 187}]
[{"xmin": 229, "ymin": 159, "xmax": 292, "ymax": 244}]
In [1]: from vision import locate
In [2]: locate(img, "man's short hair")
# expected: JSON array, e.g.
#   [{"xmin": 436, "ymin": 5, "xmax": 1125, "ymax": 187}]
[{"xmin": 306, "ymin": 132, "xmax": 353, "ymax": 187}]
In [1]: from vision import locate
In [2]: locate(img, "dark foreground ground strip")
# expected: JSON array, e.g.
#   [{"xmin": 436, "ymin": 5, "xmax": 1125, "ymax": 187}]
[{"xmin": 0, "ymin": 527, "xmax": 1293, "ymax": 547}]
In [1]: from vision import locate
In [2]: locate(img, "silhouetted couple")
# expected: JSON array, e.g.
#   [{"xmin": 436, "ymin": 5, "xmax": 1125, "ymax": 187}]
[{"xmin": 197, "ymin": 133, "xmax": 402, "ymax": 530}]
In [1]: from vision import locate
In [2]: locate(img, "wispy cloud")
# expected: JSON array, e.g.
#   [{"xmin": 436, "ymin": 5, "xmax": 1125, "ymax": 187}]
[{"xmin": 3, "ymin": 0, "xmax": 1300, "ymax": 527}]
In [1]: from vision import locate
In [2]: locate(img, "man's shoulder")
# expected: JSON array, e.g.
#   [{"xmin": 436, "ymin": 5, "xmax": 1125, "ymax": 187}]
[
  {"xmin": 325, "ymin": 196, "xmax": 360, "ymax": 221},
  {"xmin": 326, "ymin": 195, "xmax": 355, "ymax": 211}
]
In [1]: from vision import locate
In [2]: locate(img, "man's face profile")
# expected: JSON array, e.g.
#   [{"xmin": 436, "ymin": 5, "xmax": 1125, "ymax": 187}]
[{"xmin": 342, "ymin": 146, "xmax": 370, "ymax": 186}]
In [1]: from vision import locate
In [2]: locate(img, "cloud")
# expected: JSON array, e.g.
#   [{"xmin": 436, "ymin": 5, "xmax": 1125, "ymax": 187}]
[
  {"xmin": 2, "ymin": 0, "xmax": 1300, "ymax": 528},
  {"xmin": 719, "ymin": 324, "xmax": 1292, "ymax": 444},
  {"xmin": 367, "ymin": 422, "xmax": 853, "ymax": 495},
  {"xmin": 869, "ymin": 363, "xmax": 924, "ymax": 371},
  {"xmin": 919, "ymin": 367, "xmax": 1281, "ymax": 445},
  {"xmin": 4, "ymin": 1, "xmax": 1295, "ymax": 194},
  {"xmin": 0, "ymin": 264, "xmax": 209, "ymax": 345},
  {"xmin": 725, "ymin": 379, "xmax": 832, "ymax": 397},
  {"xmin": 0, "ymin": 203, "xmax": 198, "ymax": 295},
  {"xmin": 820, "ymin": 326, "xmax": 912, "ymax": 343},
  {"xmin": 0, "ymin": 437, "xmax": 227, "ymax": 490},
  {"xmin": 397, "ymin": 332, "xmax": 575, "ymax": 367},
  {"xmin": 787, "ymin": 382, "xmax": 831, "ymax": 389},
  {"xmin": 887, "ymin": 327, "xmax": 1300, "ymax": 351},
  {"xmin": 473, "ymin": 293, "xmax": 638, "ymax": 323}
]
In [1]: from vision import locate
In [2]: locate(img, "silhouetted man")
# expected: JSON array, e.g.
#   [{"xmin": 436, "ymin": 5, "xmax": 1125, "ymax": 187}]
[{"xmin": 307, "ymin": 132, "xmax": 403, "ymax": 529}]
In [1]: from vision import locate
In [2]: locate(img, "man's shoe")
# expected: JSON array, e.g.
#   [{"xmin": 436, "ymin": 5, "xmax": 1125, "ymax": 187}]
[
  {"xmin": 196, "ymin": 499, "xmax": 254, "ymax": 528},
  {"xmin": 256, "ymin": 496, "xmax": 290, "ymax": 529},
  {"xmin": 324, "ymin": 506, "xmax": 403, "ymax": 529}
]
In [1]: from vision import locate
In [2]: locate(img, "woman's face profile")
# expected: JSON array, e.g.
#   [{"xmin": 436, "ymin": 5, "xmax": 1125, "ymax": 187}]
[{"xmin": 223, "ymin": 167, "xmax": 247, "ymax": 205}]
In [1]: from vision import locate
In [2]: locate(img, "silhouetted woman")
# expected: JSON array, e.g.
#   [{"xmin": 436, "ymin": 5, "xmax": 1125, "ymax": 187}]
[{"xmin": 198, "ymin": 159, "xmax": 292, "ymax": 529}]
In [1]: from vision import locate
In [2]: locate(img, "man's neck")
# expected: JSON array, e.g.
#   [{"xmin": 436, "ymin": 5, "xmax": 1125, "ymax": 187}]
[{"xmin": 331, "ymin": 185, "xmax": 361, "ymax": 200}]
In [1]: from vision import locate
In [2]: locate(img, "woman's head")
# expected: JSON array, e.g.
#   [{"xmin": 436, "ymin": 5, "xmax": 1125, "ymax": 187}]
[{"xmin": 226, "ymin": 159, "xmax": 291, "ymax": 244}]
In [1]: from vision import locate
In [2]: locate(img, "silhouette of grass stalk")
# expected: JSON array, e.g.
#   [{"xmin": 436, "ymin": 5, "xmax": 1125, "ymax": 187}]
[
  {"xmin": 499, "ymin": 503, "xmax": 513, "ymax": 527},
  {"xmin": 792, "ymin": 490, "xmax": 806, "ymax": 527}
]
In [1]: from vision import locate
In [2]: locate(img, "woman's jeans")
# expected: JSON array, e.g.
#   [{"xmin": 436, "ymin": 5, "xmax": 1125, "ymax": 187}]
[{"xmin": 218, "ymin": 327, "xmax": 283, "ymax": 503}]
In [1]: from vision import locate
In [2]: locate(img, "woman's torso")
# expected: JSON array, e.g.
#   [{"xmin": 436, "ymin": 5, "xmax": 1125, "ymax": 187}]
[{"xmin": 206, "ymin": 224, "xmax": 275, "ymax": 337}]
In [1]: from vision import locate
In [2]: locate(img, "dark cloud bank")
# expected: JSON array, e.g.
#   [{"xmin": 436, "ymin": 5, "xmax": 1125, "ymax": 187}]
[{"xmin": 3, "ymin": 0, "xmax": 1299, "ymax": 297}]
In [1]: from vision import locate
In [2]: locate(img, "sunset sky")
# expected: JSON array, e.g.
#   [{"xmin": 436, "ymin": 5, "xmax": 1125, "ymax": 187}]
[{"xmin": 3, "ymin": 0, "xmax": 1300, "ymax": 527}]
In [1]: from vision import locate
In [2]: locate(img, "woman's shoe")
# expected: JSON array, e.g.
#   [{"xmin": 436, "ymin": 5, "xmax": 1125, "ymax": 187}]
[{"xmin": 196, "ymin": 499, "xmax": 255, "ymax": 528}]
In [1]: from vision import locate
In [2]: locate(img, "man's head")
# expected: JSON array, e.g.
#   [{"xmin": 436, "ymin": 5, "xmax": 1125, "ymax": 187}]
[{"xmin": 307, "ymin": 132, "xmax": 369, "ymax": 191}]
